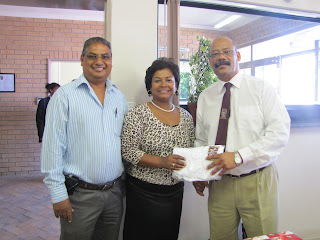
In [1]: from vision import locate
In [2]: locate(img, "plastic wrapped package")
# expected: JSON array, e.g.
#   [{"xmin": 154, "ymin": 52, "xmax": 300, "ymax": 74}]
[
  {"xmin": 243, "ymin": 231, "xmax": 303, "ymax": 240},
  {"xmin": 172, "ymin": 145, "xmax": 224, "ymax": 182}
]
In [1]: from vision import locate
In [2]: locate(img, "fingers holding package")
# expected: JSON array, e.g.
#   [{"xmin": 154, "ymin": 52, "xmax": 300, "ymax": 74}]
[
  {"xmin": 206, "ymin": 152, "xmax": 237, "ymax": 176},
  {"xmin": 161, "ymin": 154, "xmax": 186, "ymax": 170}
]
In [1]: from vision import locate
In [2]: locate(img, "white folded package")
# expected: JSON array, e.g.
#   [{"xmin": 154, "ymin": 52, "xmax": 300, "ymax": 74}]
[{"xmin": 172, "ymin": 145, "xmax": 225, "ymax": 182}]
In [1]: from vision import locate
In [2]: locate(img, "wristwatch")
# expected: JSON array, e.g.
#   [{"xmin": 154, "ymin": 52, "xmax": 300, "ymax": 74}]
[{"xmin": 234, "ymin": 151, "xmax": 243, "ymax": 167}]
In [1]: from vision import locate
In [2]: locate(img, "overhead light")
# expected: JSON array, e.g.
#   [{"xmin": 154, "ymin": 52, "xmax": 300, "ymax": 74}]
[{"xmin": 214, "ymin": 15, "xmax": 241, "ymax": 29}]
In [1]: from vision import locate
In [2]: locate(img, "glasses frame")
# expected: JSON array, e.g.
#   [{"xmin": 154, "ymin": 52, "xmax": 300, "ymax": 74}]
[
  {"xmin": 210, "ymin": 50, "xmax": 235, "ymax": 58},
  {"xmin": 85, "ymin": 54, "xmax": 112, "ymax": 61}
]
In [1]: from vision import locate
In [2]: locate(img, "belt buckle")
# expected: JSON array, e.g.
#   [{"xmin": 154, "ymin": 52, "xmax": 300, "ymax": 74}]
[
  {"xmin": 101, "ymin": 184, "xmax": 108, "ymax": 191},
  {"xmin": 101, "ymin": 179, "xmax": 116, "ymax": 191},
  {"xmin": 231, "ymin": 174, "xmax": 240, "ymax": 178}
]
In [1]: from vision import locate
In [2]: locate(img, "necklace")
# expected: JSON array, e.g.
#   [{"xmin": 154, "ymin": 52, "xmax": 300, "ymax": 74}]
[{"xmin": 150, "ymin": 100, "xmax": 175, "ymax": 112}]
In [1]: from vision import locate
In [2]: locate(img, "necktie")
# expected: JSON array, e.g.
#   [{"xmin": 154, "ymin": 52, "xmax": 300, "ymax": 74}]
[{"xmin": 215, "ymin": 82, "xmax": 232, "ymax": 146}]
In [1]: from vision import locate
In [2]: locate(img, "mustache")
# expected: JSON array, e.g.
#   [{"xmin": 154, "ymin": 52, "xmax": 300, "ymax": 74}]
[{"xmin": 215, "ymin": 60, "xmax": 231, "ymax": 68}]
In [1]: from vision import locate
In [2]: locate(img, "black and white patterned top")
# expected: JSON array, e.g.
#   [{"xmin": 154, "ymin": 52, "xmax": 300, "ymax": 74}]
[{"xmin": 121, "ymin": 103, "xmax": 195, "ymax": 185}]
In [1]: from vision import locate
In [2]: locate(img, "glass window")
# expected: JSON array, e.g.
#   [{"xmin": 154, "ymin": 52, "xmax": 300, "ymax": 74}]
[
  {"xmin": 255, "ymin": 64, "xmax": 280, "ymax": 91},
  {"xmin": 281, "ymin": 52, "xmax": 316, "ymax": 105},
  {"xmin": 238, "ymin": 46, "xmax": 251, "ymax": 63}
]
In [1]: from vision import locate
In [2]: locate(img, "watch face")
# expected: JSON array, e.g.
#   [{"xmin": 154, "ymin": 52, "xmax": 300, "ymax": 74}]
[{"xmin": 235, "ymin": 153, "xmax": 242, "ymax": 166}]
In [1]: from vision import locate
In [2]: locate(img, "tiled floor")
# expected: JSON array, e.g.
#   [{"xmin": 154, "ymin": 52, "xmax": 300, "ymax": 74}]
[{"xmin": 0, "ymin": 174, "xmax": 60, "ymax": 240}]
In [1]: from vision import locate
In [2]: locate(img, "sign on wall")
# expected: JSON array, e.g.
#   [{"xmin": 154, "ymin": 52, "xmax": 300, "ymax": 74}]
[{"xmin": 0, "ymin": 73, "xmax": 15, "ymax": 92}]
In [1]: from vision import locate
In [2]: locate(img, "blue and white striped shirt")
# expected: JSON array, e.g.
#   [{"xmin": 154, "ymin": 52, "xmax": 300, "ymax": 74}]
[{"xmin": 41, "ymin": 74, "xmax": 127, "ymax": 203}]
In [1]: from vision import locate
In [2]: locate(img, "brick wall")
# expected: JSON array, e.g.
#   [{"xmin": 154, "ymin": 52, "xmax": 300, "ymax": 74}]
[
  {"xmin": 0, "ymin": 16, "xmax": 104, "ymax": 176},
  {"xmin": 158, "ymin": 26, "xmax": 227, "ymax": 59}
]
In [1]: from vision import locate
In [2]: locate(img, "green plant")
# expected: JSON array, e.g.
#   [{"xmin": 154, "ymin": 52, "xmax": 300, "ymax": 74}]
[
  {"xmin": 179, "ymin": 72, "xmax": 190, "ymax": 101},
  {"xmin": 187, "ymin": 35, "xmax": 218, "ymax": 102}
]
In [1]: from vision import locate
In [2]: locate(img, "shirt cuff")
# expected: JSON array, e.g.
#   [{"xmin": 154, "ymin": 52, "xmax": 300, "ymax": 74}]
[
  {"xmin": 238, "ymin": 146, "xmax": 255, "ymax": 164},
  {"xmin": 49, "ymin": 184, "xmax": 69, "ymax": 204}
]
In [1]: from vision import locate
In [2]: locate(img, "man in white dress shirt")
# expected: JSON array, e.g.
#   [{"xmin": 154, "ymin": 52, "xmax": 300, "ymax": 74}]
[{"xmin": 193, "ymin": 37, "xmax": 290, "ymax": 240}]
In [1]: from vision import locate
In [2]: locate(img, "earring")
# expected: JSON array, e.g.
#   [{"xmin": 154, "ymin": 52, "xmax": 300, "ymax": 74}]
[
  {"xmin": 147, "ymin": 90, "xmax": 152, "ymax": 97},
  {"xmin": 175, "ymin": 90, "xmax": 179, "ymax": 96}
]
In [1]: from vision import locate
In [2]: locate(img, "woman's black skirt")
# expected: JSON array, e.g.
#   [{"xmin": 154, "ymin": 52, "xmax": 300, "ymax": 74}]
[{"xmin": 123, "ymin": 174, "xmax": 184, "ymax": 240}]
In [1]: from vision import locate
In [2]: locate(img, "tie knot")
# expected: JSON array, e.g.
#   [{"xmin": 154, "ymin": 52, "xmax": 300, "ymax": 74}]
[{"xmin": 224, "ymin": 82, "xmax": 232, "ymax": 89}]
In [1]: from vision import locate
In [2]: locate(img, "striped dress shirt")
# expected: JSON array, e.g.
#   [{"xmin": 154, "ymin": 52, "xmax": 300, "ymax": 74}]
[{"xmin": 41, "ymin": 74, "xmax": 127, "ymax": 204}]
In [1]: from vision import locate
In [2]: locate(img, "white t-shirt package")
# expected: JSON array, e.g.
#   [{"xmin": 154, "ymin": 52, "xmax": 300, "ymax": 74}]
[{"xmin": 172, "ymin": 145, "xmax": 224, "ymax": 182}]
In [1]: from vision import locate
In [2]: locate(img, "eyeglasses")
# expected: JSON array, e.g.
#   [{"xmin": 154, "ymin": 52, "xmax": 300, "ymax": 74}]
[
  {"xmin": 210, "ymin": 50, "xmax": 234, "ymax": 58},
  {"xmin": 85, "ymin": 54, "xmax": 112, "ymax": 61}
]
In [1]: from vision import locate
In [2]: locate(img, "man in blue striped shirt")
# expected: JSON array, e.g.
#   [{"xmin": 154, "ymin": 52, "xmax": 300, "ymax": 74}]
[{"xmin": 41, "ymin": 37, "xmax": 127, "ymax": 240}]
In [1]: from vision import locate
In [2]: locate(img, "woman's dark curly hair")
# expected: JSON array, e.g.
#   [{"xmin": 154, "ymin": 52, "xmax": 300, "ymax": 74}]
[{"xmin": 145, "ymin": 57, "xmax": 180, "ymax": 93}]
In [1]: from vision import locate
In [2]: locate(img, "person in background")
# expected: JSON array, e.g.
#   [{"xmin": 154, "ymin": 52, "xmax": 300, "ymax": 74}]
[
  {"xmin": 41, "ymin": 37, "xmax": 126, "ymax": 240},
  {"xmin": 193, "ymin": 37, "xmax": 290, "ymax": 240},
  {"xmin": 36, "ymin": 82, "xmax": 60, "ymax": 143},
  {"xmin": 121, "ymin": 57, "xmax": 195, "ymax": 240}
]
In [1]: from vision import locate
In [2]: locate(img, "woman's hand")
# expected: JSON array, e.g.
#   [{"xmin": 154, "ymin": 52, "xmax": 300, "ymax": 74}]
[{"xmin": 160, "ymin": 154, "xmax": 186, "ymax": 170}]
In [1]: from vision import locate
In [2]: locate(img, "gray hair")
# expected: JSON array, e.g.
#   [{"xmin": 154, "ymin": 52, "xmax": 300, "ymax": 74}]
[{"xmin": 81, "ymin": 37, "xmax": 112, "ymax": 56}]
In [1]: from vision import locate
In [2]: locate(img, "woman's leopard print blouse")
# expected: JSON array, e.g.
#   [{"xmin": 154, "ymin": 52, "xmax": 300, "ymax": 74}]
[{"xmin": 121, "ymin": 103, "xmax": 195, "ymax": 185}]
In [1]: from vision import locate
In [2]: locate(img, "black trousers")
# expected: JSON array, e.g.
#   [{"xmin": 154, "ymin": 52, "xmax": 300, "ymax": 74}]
[{"xmin": 123, "ymin": 174, "xmax": 184, "ymax": 240}]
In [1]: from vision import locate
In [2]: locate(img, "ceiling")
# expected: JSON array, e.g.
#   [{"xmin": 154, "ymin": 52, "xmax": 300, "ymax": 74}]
[
  {"xmin": 0, "ymin": 0, "xmax": 261, "ymax": 31},
  {"xmin": 159, "ymin": 5, "xmax": 261, "ymax": 31}
]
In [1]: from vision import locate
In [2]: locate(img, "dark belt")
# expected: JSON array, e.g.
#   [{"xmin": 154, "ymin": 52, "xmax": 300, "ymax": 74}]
[
  {"xmin": 77, "ymin": 177, "xmax": 119, "ymax": 191},
  {"xmin": 126, "ymin": 174, "xmax": 184, "ymax": 194},
  {"xmin": 226, "ymin": 167, "xmax": 266, "ymax": 178}
]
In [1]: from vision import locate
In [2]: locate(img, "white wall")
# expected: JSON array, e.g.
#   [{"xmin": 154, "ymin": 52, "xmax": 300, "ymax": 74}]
[
  {"xmin": 179, "ymin": 182, "xmax": 210, "ymax": 240},
  {"xmin": 107, "ymin": 0, "xmax": 157, "ymax": 106},
  {"xmin": 277, "ymin": 127, "xmax": 320, "ymax": 240}
]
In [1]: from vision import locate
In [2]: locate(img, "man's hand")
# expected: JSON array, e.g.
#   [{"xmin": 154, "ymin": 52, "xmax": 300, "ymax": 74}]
[
  {"xmin": 53, "ymin": 198, "xmax": 74, "ymax": 222},
  {"xmin": 206, "ymin": 152, "xmax": 237, "ymax": 176},
  {"xmin": 192, "ymin": 181, "xmax": 209, "ymax": 196}
]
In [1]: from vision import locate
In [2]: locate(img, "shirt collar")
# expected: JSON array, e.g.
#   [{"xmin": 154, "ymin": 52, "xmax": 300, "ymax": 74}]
[
  {"xmin": 106, "ymin": 78, "xmax": 117, "ymax": 91},
  {"xmin": 217, "ymin": 72, "xmax": 242, "ymax": 92},
  {"xmin": 76, "ymin": 74, "xmax": 116, "ymax": 91}
]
